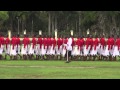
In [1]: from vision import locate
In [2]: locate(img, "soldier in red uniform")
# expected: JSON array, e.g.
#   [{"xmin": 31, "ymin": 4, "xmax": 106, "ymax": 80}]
[
  {"xmin": 47, "ymin": 35, "xmax": 52, "ymax": 60},
  {"xmin": 90, "ymin": 35, "xmax": 99, "ymax": 61},
  {"xmin": 80, "ymin": 36, "xmax": 84, "ymax": 60},
  {"xmin": 16, "ymin": 34, "xmax": 22, "ymax": 59},
  {"xmin": 50, "ymin": 35, "xmax": 56, "ymax": 60},
  {"xmin": 89, "ymin": 35, "xmax": 93, "ymax": 60},
  {"xmin": 28, "ymin": 35, "xmax": 37, "ymax": 60},
  {"xmin": 99, "ymin": 35, "xmax": 106, "ymax": 60},
  {"xmin": 0, "ymin": 34, "xmax": 4, "ymax": 60},
  {"xmin": 4, "ymin": 35, "xmax": 11, "ymax": 60},
  {"xmin": 59, "ymin": 35, "xmax": 63, "ymax": 60},
  {"xmin": 37, "ymin": 35, "xmax": 43, "ymax": 60},
  {"xmin": 109, "ymin": 34, "xmax": 115, "ymax": 61},
  {"xmin": 26, "ymin": 35, "xmax": 30, "ymax": 60},
  {"xmin": 113, "ymin": 35, "xmax": 120, "ymax": 61},
  {"xmin": 42, "ymin": 35, "xmax": 47, "ymax": 60},
  {"xmin": 21, "ymin": 35, "xmax": 27, "ymax": 60},
  {"xmin": 83, "ymin": 35, "xmax": 90, "ymax": 61},
  {"xmin": 62, "ymin": 36, "xmax": 68, "ymax": 60},
  {"xmin": 104, "ymin": 36, "xmax": 111, "ymax": 60},
  {"xmin": 118, "ymin": 36, "xmax": 120, "ymax": 60},
  {"xmin": 56, "ymin": 35, "xmax": 62, "ymax": 60},
  {"xmin": 10, "ymin": 35, "xmax": 17, "ymax": 60},
  {"xmin": 75, "ymin": 36, "xmax": 81, "ymax": 60}
]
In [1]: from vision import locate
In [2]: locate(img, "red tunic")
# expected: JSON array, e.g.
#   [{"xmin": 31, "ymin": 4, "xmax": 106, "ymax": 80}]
[
  {"xmin": 5, "ymin": 37, "xmax": 10, "ymax": 49},
  {"xmin": 93, "ymin": 38, "xmax": 99, "ymax": 50},
  {"xmin": 52, "ymin": 38, "xmax": 56, "ymax": 49},
  {"xmin": 46, "ymin": 38, "xmax": 51, "ymax": 49},
  {"xmin": 0, "ymin": 36, "xmax": 4, "ymax": 48},
  {"xmin": 57, "ymin": 38, "xmax": 62, "ymax": 50},
  {"xmin": 22, "ymin": 37, "xmax": 27, "ymax": 48},
  {"xmin": 118, "ymin": 38, "xmax": 120, "ymax": 50},
  {"xmin": 61, "ymin": 38, "xmax": 64, "ymax": 45},
  {"xmin": 16, "ymin": 37, "xmax": 20, "ymax": 48},
  {"xmin": 43, "ymin": 38, "xmax": 47, "ymax": 49},
  {"xmin": 81, "ymin": 38, "xmax": 84, "ymax": 50},
  {"xmin": 32, "ymin": 37, "xmax": 37, "ymax": 49},
  {"xmin": 64, "ymin": 38, "xmax": 68, "ymax": 44},
  {"xmin": 100, "ymin": 38, "xmax": 106, "ymax": 49},
  {"xmin": 115, "ymin": 38, "xmax": 119, "ymax": 50},
  {"xmin": 107, "ymin": 38, "xmax": 111, "ymax": 50},
  {"xmin": 27, "ymin": 38, "xmax": 30, "ymax": 48},
  {"xmin": 37, "ymin": 37, "xmax": 42, "ymax": 49},
  {"xmin": 89, "ymin": 38, "xmax": 93, "ymax": 50},
  {"xmin": 85, "ymin": 38, "xmax": 90, "ymax": 49},
  {"xmin": 110, "ymin": 37, "xmax": 114, "ymax": 49},
  {"xmin": 61, "ymin": 38, "xmax": 64, "ymax": 49},
  {"xmin": 81, "ymin": 38, "xmax": 84, "ymax": 46},
  {"xmin": 11, "ymin": 37, "xmax": 16, "ymax": 49},
  {"xmin": 76, "ymin": 38, "xmax": 81, "ymax": 50}
]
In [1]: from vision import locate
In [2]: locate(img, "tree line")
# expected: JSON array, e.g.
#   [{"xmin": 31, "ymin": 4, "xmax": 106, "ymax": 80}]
[{"xmin": 0, "ymin": 11, "xmax": 120, "ymax": 37}]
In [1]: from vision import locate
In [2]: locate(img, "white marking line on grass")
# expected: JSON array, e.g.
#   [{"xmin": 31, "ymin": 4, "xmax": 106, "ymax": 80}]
[
  {"xmin": 0, "ymin": 65, "xmax": 95, "ymax": 69},
  {"xmin": 0, "ymin": 65, "xmax": 26, "ymax": 67},
  {"xmin": 30, "ymin": 66, "xmax": 95, "ymax": 69}
]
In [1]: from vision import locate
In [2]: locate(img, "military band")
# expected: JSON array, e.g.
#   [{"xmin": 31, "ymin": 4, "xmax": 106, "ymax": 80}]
[{"xmin": 0, "ymin": 33, "xmax": 120, "ymax": 61}]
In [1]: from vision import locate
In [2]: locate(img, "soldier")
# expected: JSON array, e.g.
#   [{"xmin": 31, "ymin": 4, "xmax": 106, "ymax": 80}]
[
  {"xmin": 56, "ymin": 35, "xmax": 62, "ymax": 60},
  {"xmin": 99, "ymin": 34, "xmax": 106, "ymax": 60},
  {"xmin": 0, "ymin": 34, "xmax": 4, "ymax": 60},
  {"xmin": 16, "ymin": 34, "xmax": 22, "ymax": 59},
  {"xmin": 83, "ymin": 35, "xmax": 90, "ymax": 61},
  {"xmin": 90, "ymin": 35, "xmax": 99, "ymax": 61},
  {"xmin": 103, "ymin": 36, "xmax": 110, "ymax": 61},
  {"xmin": 10, "ymin": 35, "xmax": 17, "ymax": 60},
  {"xmin": 37, "ymin": 35, "xmax": 42, "ymax": 60},
  {"xmin": 109, "ymin": 34, "xmax": 115, "ymax": 61},
  {"xmin": 42, "ymin": 35, "xmax": 47, "ymax": 60},
  {"xmin": 62, "ymin": 35, "xmax": 68, "ymax": 60},
  {"xmin": 4, "ymin": 35, "xmax": 11, "ymax": 60},
  {"xmin": 21, "ymin": 35, "xmax": 27, "ymax": 60},
  {"xmin": 50, "ymin": 35, "xmax": 56, "ymax": 60},
  {"xmin": 46, "ymin": 35, "xmax": 52, "ymax": 60},
  {"xmin": 28, "ymin": 35, "xmax": 37, "ymax": 60},
  {"xmin": 66, "ymin": 34, "xmax": 73, "ymax": 63},
  {"xmin": 80, "ymin": 36, "xmax": 84, "ymax": 60},
  {"xmin": 112, "ymin": 35, "xmax": 120, "ymax": 61}
]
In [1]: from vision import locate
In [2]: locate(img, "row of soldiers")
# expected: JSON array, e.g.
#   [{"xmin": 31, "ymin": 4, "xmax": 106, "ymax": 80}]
[{"xmin": 0, "ymin": 33, "xmax": 120, "ymax": 61}]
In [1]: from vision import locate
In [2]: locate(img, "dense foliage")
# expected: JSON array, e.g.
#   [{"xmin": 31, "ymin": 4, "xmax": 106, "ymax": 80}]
[{"xmin": 0, "ymin": 11, "xmax": 120, "ymax": 36}]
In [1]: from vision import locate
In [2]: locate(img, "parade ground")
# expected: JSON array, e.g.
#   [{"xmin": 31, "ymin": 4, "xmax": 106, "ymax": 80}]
[{"xmin": 0, "ymin": 60, "xmax": 120, "ymax": 79}]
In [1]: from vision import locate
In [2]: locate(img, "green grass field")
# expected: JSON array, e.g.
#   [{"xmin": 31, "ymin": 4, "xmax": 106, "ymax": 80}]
[{"xmin": 0, "ymin": 60, "xmax": 120, "ymax": 79}]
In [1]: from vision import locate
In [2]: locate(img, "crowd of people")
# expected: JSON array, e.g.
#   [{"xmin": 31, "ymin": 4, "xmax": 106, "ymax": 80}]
[{"xmin": 0, "ymin": 33, "xmax": 120, "ymax": 61}]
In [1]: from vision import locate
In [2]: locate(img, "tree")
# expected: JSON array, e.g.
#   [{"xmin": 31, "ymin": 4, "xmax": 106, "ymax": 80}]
[{"xmin": 0, "ymin": 11, "xmax": 9, "ymax": 31}]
